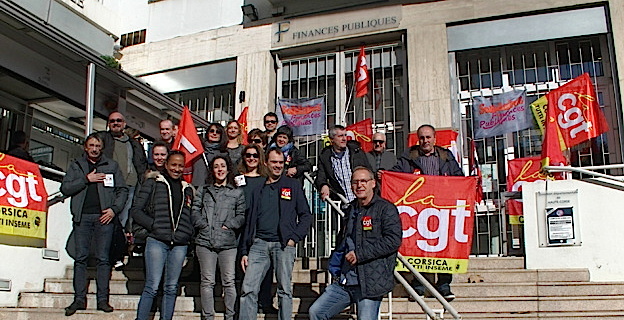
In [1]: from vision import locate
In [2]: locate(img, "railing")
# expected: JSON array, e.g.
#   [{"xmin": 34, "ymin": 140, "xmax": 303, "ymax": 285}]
[
  {"xmin": 302, "ymin": 172, "xmax": 462, "ymax": 320},
  {"xmin": 39, "ymin": 165, "xmax": 69, "ymax": 208},
  {"xmin": 544, "ymin": 164, "xmax": 624, "ymax": 183}
]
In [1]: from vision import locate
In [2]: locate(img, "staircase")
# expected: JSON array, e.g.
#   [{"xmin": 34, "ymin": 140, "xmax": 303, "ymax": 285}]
[{"xmin": 1, "ymin": 256, "xmax": 624, "ymax": 319}]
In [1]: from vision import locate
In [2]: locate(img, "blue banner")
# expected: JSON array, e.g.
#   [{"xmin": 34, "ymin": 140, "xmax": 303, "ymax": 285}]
[
  {"xmin": 473, "ymin": 90, "xmax": 533, "ymax": 139},
  {"xmin": 277, "ymin": 96, "xmax": 326, "ymax": 136}
]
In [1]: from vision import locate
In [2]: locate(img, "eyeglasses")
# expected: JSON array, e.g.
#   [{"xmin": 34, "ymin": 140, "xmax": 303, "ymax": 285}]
[
  {"xmin": 373, "ymin": 140, "xmax": 385, "ymax": 144},
  {"xmin": 264, "ymin": 120, "xmax": 278, "ymax": 124},
  {"xmin": 251, "ymin": 139, "xmax": 263, "ymax": 144},
  {"xmin": 108, "ymin": 118, "xmax": 124, "ymax": 123},
  {"xmin": 209, "ymin": 129, "xmax": 222, "ymax": 134},
  {"xmin": 351, "ymin": 178, "xmax": 373, "ymax": 186},
  {"xmin": 245, "ymin": 153, "xmax": 260, "ymax": 159}
]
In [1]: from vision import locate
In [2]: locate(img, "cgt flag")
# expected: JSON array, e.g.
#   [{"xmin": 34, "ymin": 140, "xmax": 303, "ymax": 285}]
[
  {"xmin": 172, "ymin": 106, "xmax": 205, "ymax": 183},
  {"xmin": 355, "ymin": 46, "xmax": 369, "ymax": 98},
  {"xmin": 381, "ymin": 171, "xmax": 476, "ymax": 274},
  {"xmin": 237, "ymin": 107, "xmax": 249, "ymax": 145},
  {"xmin": 345, "ymin": 118, "xmax": 373, "ymax": 152},
  {"xmin": 542, "ymin": 73, "xmax": 609, "ymax": 166},
  {"xmin": 506, "ymin": 157, "xmax": 558, "ymax": 225},
  {"xmin": 0, "ymin": 153, "xmax": 48, "ymax": 241}
]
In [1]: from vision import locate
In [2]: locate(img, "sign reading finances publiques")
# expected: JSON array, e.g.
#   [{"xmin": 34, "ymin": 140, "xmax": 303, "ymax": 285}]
[{"xmin": 271, "ymin": 5, "xmax": 401, "ymax": 47}]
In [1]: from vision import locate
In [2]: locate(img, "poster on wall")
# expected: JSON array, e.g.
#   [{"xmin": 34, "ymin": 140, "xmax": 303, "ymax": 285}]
[
  {"xmin": 0, "ymin": 153, "xmax": 48, "ymax": 241},
  {"xmin": 546, "ymin": 207, "xmax": 575, "ymax": 245},
  {"xmin": 381, "ymin": 171, "xmax": 477, "ymax": 273}
]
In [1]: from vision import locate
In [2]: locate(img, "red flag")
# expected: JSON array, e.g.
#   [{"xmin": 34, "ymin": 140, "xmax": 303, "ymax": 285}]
[
  {"xmin": 381, "ymin": 172, "xmax": 476, "ymax": 273},
  {"xmin": 237, "ymin": 107, "xmax": 249, "ymax": 145},
  {"xmin": 346, "ymin": 118, "xmax": 373, "ymax": 152},
  {"xmin": 355, "ymin": 46, "xmax": 369, "ymax": 98},
  {"xmin": 172, "ymin": 106, "xmax": 205, "ymax": 167},
  {"xmin": 542, "ymin": 73, "xmax": 609, "ymax": 166}
]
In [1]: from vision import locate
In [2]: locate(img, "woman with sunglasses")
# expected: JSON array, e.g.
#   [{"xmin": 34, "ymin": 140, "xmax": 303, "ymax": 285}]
[
  {"xmin": 131, "ymin": 151, "xmax": 201, "ymax": 320},
  {"xmin": 193, "ymin": 155, "xmax": 245, "ymax": 320},
  {"xmin": 246, "ymin": 128, "xmax": 268, "ymax": 150},
  {"xmin": 192, "ymin": 122, "xmax": 228, "ymax": 187},
  {"xmin": 225, "ymin": 120, "xmax": 245, "ymax": 167},
  {"xmin": 234, "ymin": 144, "xmax": 277, "ymax": 314}
]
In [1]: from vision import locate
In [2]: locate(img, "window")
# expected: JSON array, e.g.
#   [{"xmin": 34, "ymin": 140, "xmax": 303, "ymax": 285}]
[{"xmin": 120, "ymin": 29, "xmax": 147, "ymax": 47}]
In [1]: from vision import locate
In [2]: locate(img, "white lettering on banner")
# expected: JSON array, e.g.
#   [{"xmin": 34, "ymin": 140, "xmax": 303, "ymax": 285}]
[
  {"xmin": 0, "ymin": 171, "xmax": 42, "ymax": 208},
  {"xmin": 398, "ymin": 200, "xmax": 471, "ymax": 253},
  {"xmin": 180, "ymin": 136, "xmax": 197, "ymax": 154},
  {"xmin": 557, "ymin": 93, "xmax": 590, "ymax": 139}
]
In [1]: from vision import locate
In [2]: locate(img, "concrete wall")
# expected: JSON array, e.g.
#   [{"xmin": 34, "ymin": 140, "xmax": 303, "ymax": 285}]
[
  {"xmin": 522, "ymin": 179, "xmax": 624, "ymax": 281},
  {"xmin": 0, "ymin": 179, "xmax": 74, "ymax": 307}
]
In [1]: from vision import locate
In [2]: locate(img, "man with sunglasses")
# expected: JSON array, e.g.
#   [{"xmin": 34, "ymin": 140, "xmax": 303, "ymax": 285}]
[
  {"xmin": 366, "ymin": 132, "xmax": 397, "ymax": 180},
  {"xmin": 98, "ymin": 112, "xmax": 147, "ymax": 269},
  {"xmin": 263, "ymin": 112, "xmax": 279, "ymax": 140}
]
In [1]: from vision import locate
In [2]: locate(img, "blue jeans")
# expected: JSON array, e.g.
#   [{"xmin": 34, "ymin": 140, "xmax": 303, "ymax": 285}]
[
  {"xmin": 239, "ymin": 239, "xmax": 296, "ymax": 320},
  {"xmin": 136, "ymin": 237, "xmax": 188, "ymax": 320},
  {"xmin": 196, "ymin": 246, "xmax": 237, "ymax": 320},
  {"xmin": 73, "ymin": 214, "xmax": 114, "ymax": 303},
  {"xmin": 309, "ymin": 283, "xmax": 382, "ymax": 320}
]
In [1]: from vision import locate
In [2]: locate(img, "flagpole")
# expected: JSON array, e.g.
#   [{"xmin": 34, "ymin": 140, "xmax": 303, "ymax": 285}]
[
  {"xmin": 202, "ymin": 153, "xmax": 209, "ymax": 169},
  {"xmin": 342, "ymin": 77, "xmax": 357, "ymax": 125}
]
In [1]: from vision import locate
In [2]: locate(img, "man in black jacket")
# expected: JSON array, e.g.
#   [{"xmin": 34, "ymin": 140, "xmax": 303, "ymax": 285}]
[
  {"xmin": 239, "ymin": 148, "xmax": 312, "ymax": 320},
  {"xmin": 315, "ymin": 125, "xmax": 371, "ymax": 203},
  {"xmin": 391, "ymin": 124, "xmax": 463, "ymax": 301},
  {"xmin": 61, "ymin": 133, "xmax": 128, "ymax": 316},
  {"xmin": 98, "ymin": 112, "xmax": 147, "ymax": 268},
  {"xmin": 309, "ymin": 166, "xmax": 401, "ymax": 320}
]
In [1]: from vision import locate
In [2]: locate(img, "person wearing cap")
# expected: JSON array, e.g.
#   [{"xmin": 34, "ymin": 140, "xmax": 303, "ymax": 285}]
[
  {"xmin": 268, "ymin": 125, "xmax": 312, "ymax": 183},
  {"xmin": 365, "ymin": 132, "xmax": 397, "ymax": 181}
]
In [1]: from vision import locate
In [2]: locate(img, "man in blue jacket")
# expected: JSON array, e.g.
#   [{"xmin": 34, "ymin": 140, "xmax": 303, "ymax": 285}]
[
  {"xmin": 309, "ymin": 166, "xmax": 402, "ymax": 320},
  {"xmin": 61, "ymin": 133, "xmax": 128, "ymax": 316},
  {"xmin": 239, "ymin": 148, "xmax": 312, "ymax": 320}
]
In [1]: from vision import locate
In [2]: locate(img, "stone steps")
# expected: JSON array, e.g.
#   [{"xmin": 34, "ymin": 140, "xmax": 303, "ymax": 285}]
[
  {"xmin": 17, "ymin": 292, "xmax": 624, "ymax": 314},
  {"xmin": 3, "ymin": 308, "xmax": 624, "ymax": 320},
  {"xmin": 44, "ymin": 278, "xmax": 624, "ymax": 299},
  {"xmin": 64, "ymin": 265, "xmax": 590, "ymax": 284}
]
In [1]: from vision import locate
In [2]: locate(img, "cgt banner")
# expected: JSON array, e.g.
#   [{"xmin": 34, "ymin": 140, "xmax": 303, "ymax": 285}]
[
  {"xmin": 0, "ymin": 153, "xmax": 48, "ymax": 239},
  {"xmin": 381, "ymin": 171, "xmax": 476, "ymax": 274},
  {"xmin": 506, "ymin": 157, "xmax": 553, "ymax": 225}
]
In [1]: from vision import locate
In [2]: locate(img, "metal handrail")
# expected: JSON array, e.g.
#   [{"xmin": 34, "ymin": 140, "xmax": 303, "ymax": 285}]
[
  {"xmin": 544, "ymin": 165, "xmax": 624, "ymax": 183},
  {"xmin": 303, "ymin": 172, "xmax": 461, "ymax": 319},
  {"xmin": 39, "ymin": 164, "xmax": 66, "ymax": 177},
  {"xmin": 396, "ymin": 254, "xmax": 461, "ymax": 320}
]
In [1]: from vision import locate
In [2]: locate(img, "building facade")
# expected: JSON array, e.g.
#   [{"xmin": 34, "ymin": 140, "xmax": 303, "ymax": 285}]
[{"xmin": 119, "ymin": 0, "xmax": 624, "ymax": 256}]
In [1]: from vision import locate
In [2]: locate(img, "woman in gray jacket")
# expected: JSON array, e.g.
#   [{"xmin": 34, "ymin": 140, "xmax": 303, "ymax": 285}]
[{"xmin": 192, "ymin": 155, "xmax": 246, "ymax": 320}]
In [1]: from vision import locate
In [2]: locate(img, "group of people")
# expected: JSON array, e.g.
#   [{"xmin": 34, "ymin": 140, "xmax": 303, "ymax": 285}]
[{"xmin": 59, "ymin": 109, "xmax": 463, "ymax": 320}]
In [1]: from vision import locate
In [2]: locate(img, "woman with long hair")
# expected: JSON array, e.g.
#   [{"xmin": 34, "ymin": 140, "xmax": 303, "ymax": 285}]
[
  {"xmin": 193, "ymin": 155, "xmax": 246, "ymax": 320},
  {"xmin": 226, "ymin": 120, "xmax": 245, "ymax": 167},
  {"xmin": 131, "ymin": 151, "xmax": 202, "ymax": 320},
  {"xmin": 235, "ymin": 144, "xmax": 278, "ymax": 314},
  {"xmin": 192, "ymin": 122, "xmax": 228, "ymax": 187}
]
